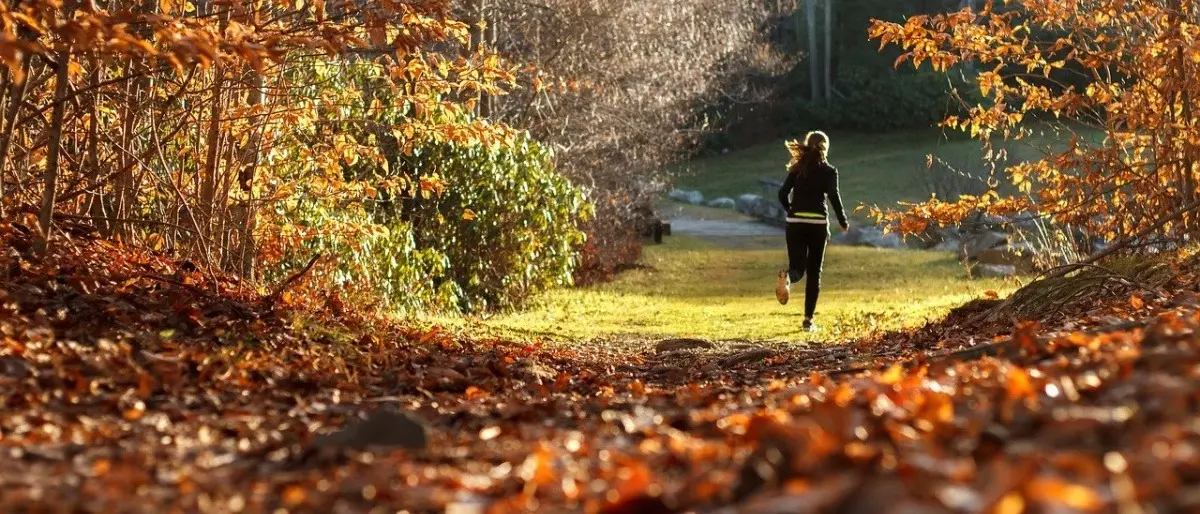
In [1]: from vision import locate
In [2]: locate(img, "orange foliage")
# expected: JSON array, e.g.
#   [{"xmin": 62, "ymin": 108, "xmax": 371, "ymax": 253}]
[
  {"xmin": 0, "ymin": 0, "xmax": 523, "ymax": 287},
  {"xmin": 867, "ymin": 1, "xmax": 1200, "ymax": 249}
]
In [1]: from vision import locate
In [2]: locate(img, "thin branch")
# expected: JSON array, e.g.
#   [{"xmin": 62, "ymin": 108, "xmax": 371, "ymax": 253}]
[{"xmin": 263, "ymin": 253, "xmax": 322, "ymax": 308}]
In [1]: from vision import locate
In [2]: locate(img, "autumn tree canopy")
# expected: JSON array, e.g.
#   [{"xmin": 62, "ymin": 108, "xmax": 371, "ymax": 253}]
[{"xmin": 868, "ymin": 0, "xmax": 1200, "ymax": 257}]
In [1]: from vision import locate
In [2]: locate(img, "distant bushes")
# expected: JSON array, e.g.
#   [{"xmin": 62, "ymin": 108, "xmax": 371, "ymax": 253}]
[{"xmin": 790, "ymin": 66, "xmax": 976, "ymax": 132}]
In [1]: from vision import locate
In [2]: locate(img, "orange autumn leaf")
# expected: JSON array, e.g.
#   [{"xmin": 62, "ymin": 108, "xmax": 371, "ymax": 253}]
[
  {"xmin": 1026, "ymin": 478, "xmax": 1104, "ymax": 510},
  {"xmin": 1006, "ymin": 367, "xmax": 1036, "ymax": 400},
  {"xmin": 1130, "ymin": 295, "xmax": 1145, "ymax": 310}
]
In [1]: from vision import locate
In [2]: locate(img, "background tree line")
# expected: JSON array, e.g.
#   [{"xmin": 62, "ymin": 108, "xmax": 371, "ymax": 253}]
[{"xmin": 705, "ymin": 0, "xmax": 997, "ymax": 152}]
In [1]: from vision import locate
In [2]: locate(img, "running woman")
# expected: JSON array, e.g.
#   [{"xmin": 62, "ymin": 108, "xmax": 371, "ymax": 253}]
[{"xmin": 774, "ymin": 130, "xmax": 849, "ymax": 332}]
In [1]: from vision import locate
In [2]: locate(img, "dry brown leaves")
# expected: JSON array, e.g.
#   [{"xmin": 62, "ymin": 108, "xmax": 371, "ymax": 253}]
[{"xmin": 2, "ymin": 220, "xmax": 1200, "ymax": 513}]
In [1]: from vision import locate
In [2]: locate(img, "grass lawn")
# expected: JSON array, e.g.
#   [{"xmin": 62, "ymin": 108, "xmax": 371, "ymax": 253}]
[
  {"xmin": 667, "ymin": 126, "xmax": 1091, "ymax": 221},
  {"xmin": 454, "ymin": 235, "xmax": 1016, "ymax": 344}
]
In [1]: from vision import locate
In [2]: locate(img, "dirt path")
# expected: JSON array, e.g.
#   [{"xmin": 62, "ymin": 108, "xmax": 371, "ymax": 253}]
[
  {"xmin": 660, "ymin": 203, "xmax": 784, "ymax": 252},
  {"xmin": 660, "ymin": 203, "xmax": 784, "ymax": 239},
  {"xmin": 667, "ymin": 218, "xmax": 784, "ymax": 238}
]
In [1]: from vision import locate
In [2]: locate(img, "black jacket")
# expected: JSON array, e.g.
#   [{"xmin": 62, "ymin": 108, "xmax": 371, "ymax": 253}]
[{"xmin": 777, "ymin": 162, "xmax": 848, "ymax": 227}]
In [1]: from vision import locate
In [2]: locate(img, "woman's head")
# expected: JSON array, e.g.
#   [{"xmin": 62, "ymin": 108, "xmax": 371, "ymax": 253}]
[
  {"xmin": 804, "ymin": 131, "xmax": 830, "ymax": 160},
  {"xmin": 786, "ymin": 130, "xmax": 830, "ymax": 171}
]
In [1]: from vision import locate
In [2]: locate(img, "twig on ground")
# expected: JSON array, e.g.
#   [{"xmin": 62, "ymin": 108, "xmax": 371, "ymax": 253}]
[{"xmin": 263, "ymin": 253, "xmax": 321, "ymax": 308}]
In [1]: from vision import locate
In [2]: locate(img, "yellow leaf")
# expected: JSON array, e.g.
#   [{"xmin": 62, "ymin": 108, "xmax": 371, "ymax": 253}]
[
  {"xmin": 878, "ymin": 363, "xmax": 904, "ymax": 385},
  {"xmin": 462, "ymin": 209, "xmax": 476, "ymax": 221},
  {"xmin": 995, "ymin": 493, "xmax": 1025, "ymax": 514},
  {"xmin": 146, "ymin": 233, "xmax": 165, "ymax": 251},
  {"xmin": 1130, "ymin": 295, "xmax": 1145, "ymax": 310}
]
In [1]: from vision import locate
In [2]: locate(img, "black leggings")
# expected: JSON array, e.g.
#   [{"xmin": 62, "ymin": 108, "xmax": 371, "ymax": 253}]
[{"xmin": 785, "ymin": 223, "xmax": 828, "ymax": 318}]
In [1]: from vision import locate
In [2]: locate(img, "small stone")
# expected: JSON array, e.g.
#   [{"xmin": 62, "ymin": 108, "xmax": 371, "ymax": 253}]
[
  {"xmin": 721, "ymin": 348, "xmax": 776, "ymax": 367},
  {"xmin": 423, "ymin": 366, "xmax": 468, "ymax": 391},
  {"xmin": 312, "ymin": 408, "xmax": 429, "ymax": 451},
  {"xmin": 518, "ymin": 361, "xmax": 559, "ymax": 384},
  {"xmin": 654, "ymin": 338, "xmax": 715, "ymax": 353},
  {"xmin": 706, "ymin": 197, "xmax": 736, "ymax": 209},
  {"xmin": 975, "ymin": 264, "xmax": 1017, "ymax": 278},
  {"xmin": 668, "ymin": 189, "xmax": 705, "ymax": 205},
  {"xmin": 735, "ymin": 194, "xmax": 763, "ymax": 215},
  {"xmin": 0, "ymin": 356, "xmax": 32, "ymax": 378}
]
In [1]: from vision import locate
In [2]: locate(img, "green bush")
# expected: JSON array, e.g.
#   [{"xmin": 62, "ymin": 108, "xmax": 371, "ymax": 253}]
[
  {"xmin": 262, "ymin": 59, "xmax": 588, "ymax": 314},
  {"xmin": 284, "ymin": 132, "xmax": 588, "ymax": 315},
  {"xmin": 401, "ymin": 135, "xmax": 590, "ymax": 313}
]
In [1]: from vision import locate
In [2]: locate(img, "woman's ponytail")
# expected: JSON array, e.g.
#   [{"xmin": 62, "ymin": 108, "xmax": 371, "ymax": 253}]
[{"xmin": 785, "ymin": 131, "xmax": 831, "ymax": 177}]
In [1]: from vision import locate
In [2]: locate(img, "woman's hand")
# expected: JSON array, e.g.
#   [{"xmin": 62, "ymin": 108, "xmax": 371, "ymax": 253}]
[{"xmin": 840, "ymin": 222, "xmax": 850, "ymax": 233}]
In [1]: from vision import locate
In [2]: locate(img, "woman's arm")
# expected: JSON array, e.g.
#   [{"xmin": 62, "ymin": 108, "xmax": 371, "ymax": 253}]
[
  {"xmin": 827, "ymin": 166, "xmax": 849, "ymax": 228},
  {"xmin": 778, "ymin": 170, "xmax": 796, "ymax": 210}
]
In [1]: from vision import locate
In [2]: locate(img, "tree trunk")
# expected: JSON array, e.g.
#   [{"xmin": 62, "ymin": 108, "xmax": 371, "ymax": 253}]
[
  {"xmin": 114, "ymin": 59, "xmax": 136, "ymax": 234},
  {"xmin": 958, "ymin": 0, "xmax": 978, "ymax": 72},
  {"xmin": 483, "ymin": 0, "xmax": 498, "ymax": 118},
  {"xmin": 0, "ymin": 56, "xmax": 32, "ymax": 219},
  {"xmin": 471, "ymin": 0, "xmax": 492, "ymax": 118},
  {"xmin": 234, "ymin": 69, "xmax": 264, "ymax": 280},
  {"xmin": 111, "ymin": 0, "xmax": 159, "ymax": 237},
  {"xmin": 84, "ymin": 57, "xmax": 109, "ymax": 234},
  {"xmin": 806, "ymin": 0, "xmax": 821, "ymax": 102},
  {"xmin": 199, "ymin": 62, "xmax": 225, "ymax": 244},
  {"xmin": 824, "ymin": 0, "xmax": 832, "ymax": 103},
  {"xmin": 37, "ymin": 50, "xmax": 72, "ymax": 253},
  {"xmin": 791, "ymin": 0, "xmax": 804, "ymax": 52},
  {"xmin": 1181, "ymin": 1, "xmax": 1198, "ymax": 233}
]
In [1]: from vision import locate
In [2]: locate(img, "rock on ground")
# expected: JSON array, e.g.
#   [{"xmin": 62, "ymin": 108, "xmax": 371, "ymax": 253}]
[
  {"xmin": 933, "ymin": 239, "xmax": 960, "ymax": 252},
  {"xmin": 958, "ymin": 231, "xmax": 1009, "ymax": 260},
  {"xmin": 707, "ymin": 197, "xmax": 736, "ymax": 209},
  {"xmin": 975, "ymin": 263, "xmax": 1017, "ymax": 278},
  {"xmin": 960, "ymin": 231, "xmax": 1050, "ymax": 272},
  {"xmin": 669, "ymin": 189, "xmax": 705, "ymax": 205},
  {"xmin": 666, "ymin": 219, "xmax": 784, "ymax": 238},
  {"xmin": 654, "ymin": 338, "xmax": 716, "ymax": 353},
  {"xmin": 836, "ymin": 226, "xmax": 904, "ymax": 249},
  {"xmin": 517, "ymin": 360, "xmax": 560, "ymax": 384},
  {"xmin": 312, "ymin": 408, "xmax": 429, "ymax": 451},
  {"xmin": 735, "ymin": 194, "xmax": 762, "ymax": 215}
]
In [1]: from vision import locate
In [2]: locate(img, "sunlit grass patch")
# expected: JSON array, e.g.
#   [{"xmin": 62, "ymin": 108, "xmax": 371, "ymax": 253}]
[{"xmin": 453, "ymin": 235, "xmax": 1015, "ymax": 344}]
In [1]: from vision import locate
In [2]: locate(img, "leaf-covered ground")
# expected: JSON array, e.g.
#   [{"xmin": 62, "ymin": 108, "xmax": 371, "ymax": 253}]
[{"xmin": 2, "ymin": 220, "xmax": 1200, "ymax": 513}]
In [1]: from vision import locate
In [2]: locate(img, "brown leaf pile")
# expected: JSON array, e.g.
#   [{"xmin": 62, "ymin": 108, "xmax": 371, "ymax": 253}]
[{"xmin": 2, "ymin": 220, "xmax": 1200, "ymax": 513}]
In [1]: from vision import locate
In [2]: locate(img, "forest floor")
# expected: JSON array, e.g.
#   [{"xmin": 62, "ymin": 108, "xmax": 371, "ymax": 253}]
[{"xmin": 3, "ymin": 218, "xmax": 1200, "ymax": 513}]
